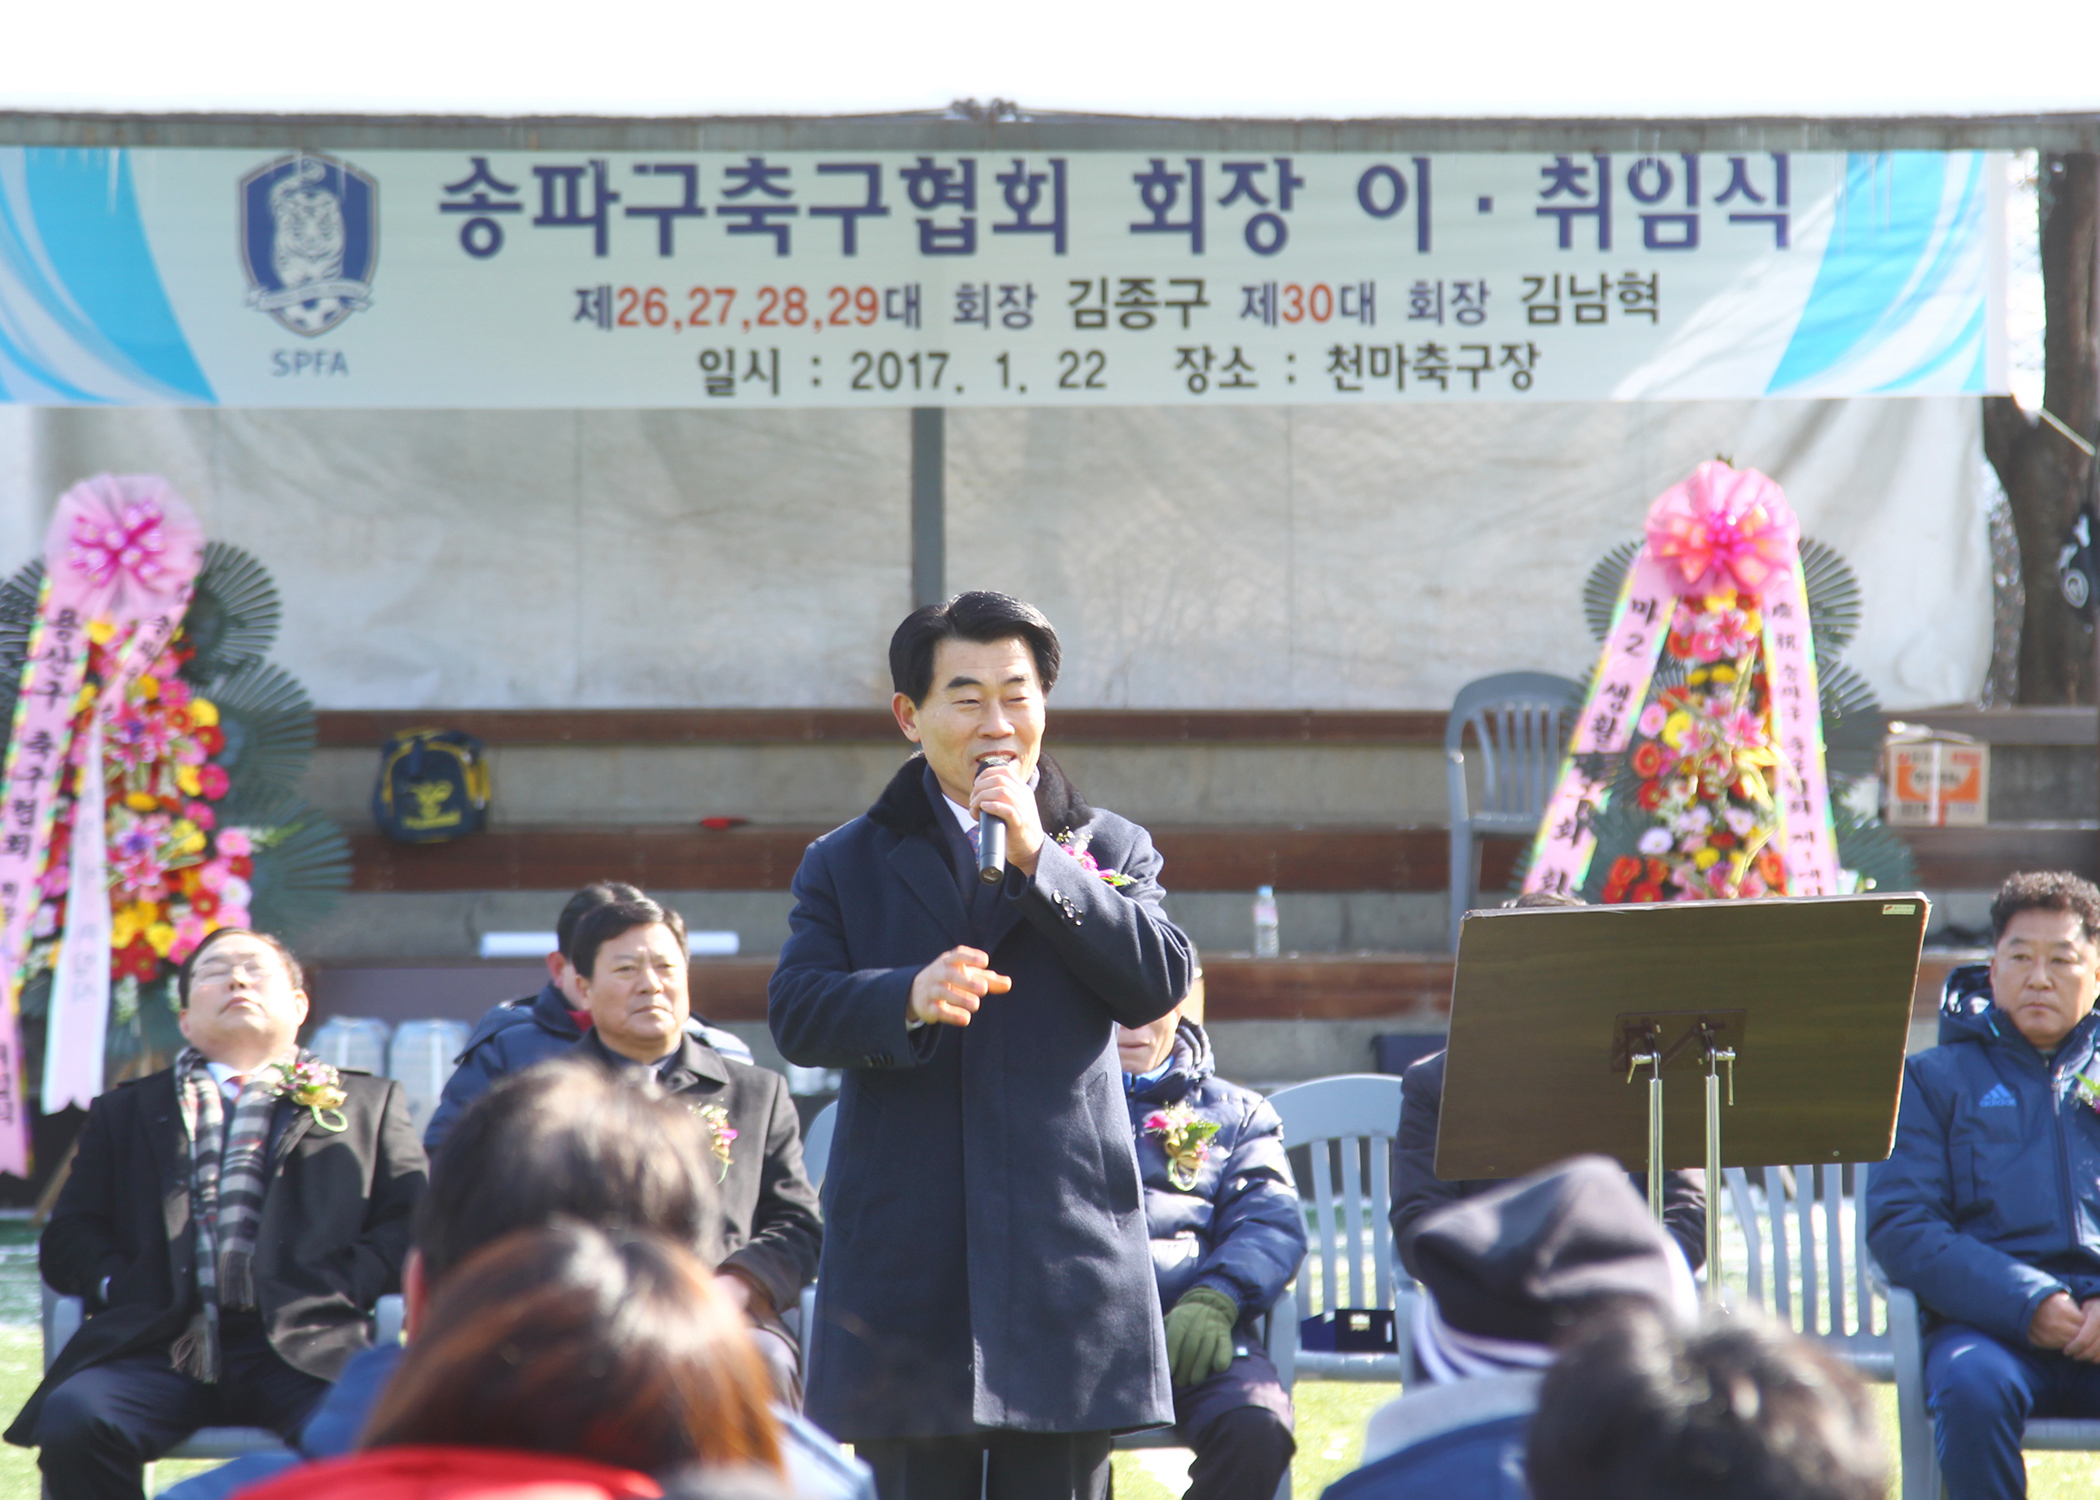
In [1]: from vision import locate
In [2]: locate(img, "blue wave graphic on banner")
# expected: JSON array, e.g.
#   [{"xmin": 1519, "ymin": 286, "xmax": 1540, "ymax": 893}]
[
  {"xmin": 0, "ymin": 149, "xmax": 215, "ymax": 404},
  {"xmin": 1767, "ymin": 152, "xmax": 1988, "ymax": 397}
]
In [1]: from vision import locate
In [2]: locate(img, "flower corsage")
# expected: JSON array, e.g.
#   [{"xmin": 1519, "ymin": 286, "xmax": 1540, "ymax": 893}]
[
  {"xmin": 1145, "ymin": 1101, "xmax": 1221, "ymax": 1190},
  {"xmin": 271, "ymin": 1058, "xmax": 348, "ymax": 1133},
  {"xmin": 691, "ymin": 1103, "xmax": 738, "ymax": 1180},
  {"xmin": 2074, "ymin": 1071, "xmax": 2100, "ymax": 1115},
  {"xmin": 1055, "ymin": 830, "xmax": 1133, "ymax": 887}
]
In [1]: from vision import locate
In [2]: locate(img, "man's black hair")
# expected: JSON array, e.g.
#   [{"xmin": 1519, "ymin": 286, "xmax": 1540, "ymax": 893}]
[
  {"xmin": 557, "ymin": 881, "xmax": 646, "ymax": 963},
  {"xmin": 889, "ymin": 591, "xmax": 1062, "ymax": 705},
  {"xmin": 413, "ymin": 1061, "xmax": 722, "ymax": 1282},
  {"xmin": 1527, "ymin": 1304, "xmax": 1886, "ymax": 1500},
  {"xmin": 1990, "ymin": 870, "xmax": 2100, "ymax": 948},
  {"xmin": 570, "ymin": 897, "xmax": 689, "ymax": 981}
]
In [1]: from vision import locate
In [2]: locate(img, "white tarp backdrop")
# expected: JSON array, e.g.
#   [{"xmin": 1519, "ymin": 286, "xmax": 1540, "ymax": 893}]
[{"xmin": 1, "ymin": 398, "xmax": 1990, "ymax": 712}]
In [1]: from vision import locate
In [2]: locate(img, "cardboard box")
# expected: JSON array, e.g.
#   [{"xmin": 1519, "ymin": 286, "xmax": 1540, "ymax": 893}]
[{"xmin": 1883, "ymin": 726, "xmax": 1989, "ymax": 827}]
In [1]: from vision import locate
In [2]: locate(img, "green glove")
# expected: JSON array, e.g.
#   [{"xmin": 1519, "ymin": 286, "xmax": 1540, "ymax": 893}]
[{"xmin": 1164, "ymin": 1287, "xmax": 1239, "ymax": 1387}]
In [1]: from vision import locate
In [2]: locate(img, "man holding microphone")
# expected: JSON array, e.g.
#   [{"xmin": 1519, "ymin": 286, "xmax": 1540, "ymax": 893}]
[{"xmin": 771, "ymin": 591, "xmax": 1195, "ymax": 1500}]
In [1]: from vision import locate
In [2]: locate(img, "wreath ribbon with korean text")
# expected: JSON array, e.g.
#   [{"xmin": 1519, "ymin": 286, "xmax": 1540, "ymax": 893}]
[
  {"xmin": 0, "ymin": 477, "xmax": 202, "ymax": 1172},
  {"xmin": 1524, "ymin": 462, "xmax": 1839, "ymax": 904}
]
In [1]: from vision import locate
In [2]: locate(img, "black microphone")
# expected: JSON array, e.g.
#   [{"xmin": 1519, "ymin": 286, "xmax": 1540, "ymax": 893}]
[{"xmin": 976, "ymin": 754, "xmax": 1013, "ymax": 885}]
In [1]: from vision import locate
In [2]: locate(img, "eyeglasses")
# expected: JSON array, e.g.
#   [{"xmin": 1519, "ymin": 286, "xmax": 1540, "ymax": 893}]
[{"xmin": 193, "ymin": 956, "xmax": 286, "ymax": 985}]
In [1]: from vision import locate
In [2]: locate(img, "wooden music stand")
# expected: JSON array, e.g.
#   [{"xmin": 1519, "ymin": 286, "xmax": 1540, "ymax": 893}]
[{"xmin": 1435, "ymin": 893, "xmax": 1928, "ymax": 1294}]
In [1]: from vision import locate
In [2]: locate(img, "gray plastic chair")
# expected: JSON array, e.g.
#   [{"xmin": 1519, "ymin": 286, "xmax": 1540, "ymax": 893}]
[
  {"xmin": 1444, "ymin": 671, "xmax": 1581, "ymax": 950},
  {"xmin": 1266, "ymin": 1073, "xmax": 1412, "ymax": 1387},
  {"xmin": 795, "ymin": 1101, "xmax": 838, "ymax": 1373},
  {"xmin": 1721, "ymin": 1164, "xmax": 1891, "ymax": 1378},
  {"xmin": 1890, "ymin": 1286, "xmax": 2100, "ymax": 1500}
]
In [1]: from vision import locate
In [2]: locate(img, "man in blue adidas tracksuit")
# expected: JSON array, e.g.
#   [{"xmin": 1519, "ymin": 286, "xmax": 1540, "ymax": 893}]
[{"xmin": 1868, "ymin": 872, "xmax": 2100, "ymax": 1500}]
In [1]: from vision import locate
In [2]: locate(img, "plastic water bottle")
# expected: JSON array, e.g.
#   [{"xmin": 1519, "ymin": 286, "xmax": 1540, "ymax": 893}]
[{"xmin": 1253, "ymin": 885, "xmax": 1280, "ymax": 958}]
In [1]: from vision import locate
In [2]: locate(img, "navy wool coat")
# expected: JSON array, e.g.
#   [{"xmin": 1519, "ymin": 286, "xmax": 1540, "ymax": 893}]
[{"xmin": 769, "ymin": 753, "xmax": 1194, "ymax": 1441}]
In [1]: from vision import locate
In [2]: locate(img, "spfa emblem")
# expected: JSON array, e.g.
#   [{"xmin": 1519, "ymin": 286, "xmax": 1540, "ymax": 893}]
[{"xmin": 239, "ymin": 152, "xmax": 377, "ymax": 336}]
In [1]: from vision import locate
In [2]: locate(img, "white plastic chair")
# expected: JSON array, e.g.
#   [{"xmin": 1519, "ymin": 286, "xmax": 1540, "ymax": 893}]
[
  {"xmin": 1266, "ymin": 1074, "xmax": 1412, "ymax": 1387},
  {"xmin": 386, "ymin": 1019, "xmax": 470, "ymax": 1135},
  {"xmin": 41, "ymin": 1285, "xmax": 404, "ymax": 1493},
  {"xmin": 1889, "ymin": 1286, "xmax": 2100, "ymax": 1500},
  {"xmin": 1444, "ymin": 672, "xmax": 1579, "ymax": 951},
  {"xmin": 1721, "ymin": 1164, "xmax": 1892, "ymax": 1379},
  {"xmin": 792, "ymin": 1101, "xmax": 838, "ymax": 1373}
]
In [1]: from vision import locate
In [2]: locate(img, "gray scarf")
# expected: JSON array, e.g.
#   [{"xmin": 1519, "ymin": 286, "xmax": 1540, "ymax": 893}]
[{"xmin": 169, "ymin": 1046, "xmax": 286, "ymax": 1381}]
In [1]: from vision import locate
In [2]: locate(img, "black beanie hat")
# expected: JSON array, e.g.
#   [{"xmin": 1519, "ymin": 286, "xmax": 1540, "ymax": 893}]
[{"xmin": 1411, "ymin": 1154, "xmax": 1678, "ymax": 1345}]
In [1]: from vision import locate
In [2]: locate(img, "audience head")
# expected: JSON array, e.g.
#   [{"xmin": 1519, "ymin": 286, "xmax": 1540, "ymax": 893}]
[
  {"xmin": 571, "ymin": 896, "xmax": 691, "ymax": 1064},
  {"xmin": 1527, "ymin": 1302, "xmax": 1886, "ymax": 1500},
  {"xmin": 1117, "ymin": 952, "xmax": 1201, "ymax": 1076},
  {"xmin": 413, "ymin": 1061, "xmax": 722, "ymax": 1305},
  {"xmin": 1409, "ymin": 1154, "xmax": 1694, "ymax": 1384},
  {"xmin": 1989, "ymin": 871, "xmax": 2100, "ymax": 1053},
  {"xmin": 363, "ymin": 1221, "xmax": 782, "ymax": 1477},
  {"xmin": 1507, "ymin": 890, "xmax": 1587, "ymax": 910},
  {"xmin": 549, "ymin": 881, "xmax": 648, "ymax": 999},
  {"xmin": 889, "ymin": 592, "xmax": 1059, "ymax": 800},
  {"xmin": 175, "ymin": 928, "xmax": 308, "ymax": 1069}
]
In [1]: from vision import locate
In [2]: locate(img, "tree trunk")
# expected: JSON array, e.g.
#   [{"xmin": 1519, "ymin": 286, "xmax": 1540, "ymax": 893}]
[{"xmin": 1985, "ymin": 152, "xmax": 2100, "ymax": 705}]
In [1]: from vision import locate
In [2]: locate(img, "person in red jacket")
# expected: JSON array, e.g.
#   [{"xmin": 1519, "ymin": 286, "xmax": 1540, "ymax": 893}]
[{"xmin": 229, "ymin": 1219, "xmax": 784, "ymax": 1500}]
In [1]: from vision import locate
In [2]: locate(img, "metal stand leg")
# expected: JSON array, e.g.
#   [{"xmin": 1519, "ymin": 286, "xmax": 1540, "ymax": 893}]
[
  {"xmin": 1634, "ymin": 1050, "xmax": 1665, "ymax": 1224},
  {"xmin": 1701, "ymin": 1038, "xmax": 1735, "ymax": 1306}
]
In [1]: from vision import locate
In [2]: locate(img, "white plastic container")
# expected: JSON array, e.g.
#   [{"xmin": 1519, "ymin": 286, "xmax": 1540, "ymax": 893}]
[
  {"xmin": 308, "ymin": 1016, "xmax": 392, "ymax": 1078},
  {"xmin": 387, "ymin": 1019, "xmax": 472, "ymax": 1132},
  {"xmin": 1253, "ymin": 885, "xmax": 1280, "ymax": 958}
]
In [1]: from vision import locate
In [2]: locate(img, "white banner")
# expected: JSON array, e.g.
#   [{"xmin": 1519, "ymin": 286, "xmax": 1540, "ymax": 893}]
[{"xmin": 0, "ymin": 146, "xmax": 2003, "ymax": 408}]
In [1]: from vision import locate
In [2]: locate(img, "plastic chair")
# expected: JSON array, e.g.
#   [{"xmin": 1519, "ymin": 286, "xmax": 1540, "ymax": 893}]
[
  {"xmin": 41, "ymin": 1284, "xmax": 404, "ymax": 1492},
  {"xmin": 386, "ymin": 1019, "xmax": 470, "ymax": 1135},
  {"xmin": 801, "ymin": 1099, "xmax": 837, "ymax": 1191},
  {"xmin": 1266, "ymin": 1074, "xmax": 1412, "ymax": 1387},
  {"xmin": 1444, "ymin": 671, "xmax": 1580, "ymax": 950},
  {"xmin": 1889, "ymin": 1286, "xmax": 2100, "ymax": 1500},
  {"xmin": 1721, "ymin": 1164, "xmax": 1892, "ymax": 1379}
]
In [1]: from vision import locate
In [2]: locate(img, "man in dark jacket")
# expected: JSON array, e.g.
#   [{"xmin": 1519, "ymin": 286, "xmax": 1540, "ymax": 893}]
[
  {"xmin": 1120, "ymin": 999, "xmax": 1304, "ymax": 1500},
  {"xmin": 8, "ymin": 929, "xmax": 426, "ymax": 1500},
  {"xmin": 770, "ymin": 592, "xmax": 1194, "ymax": 1500},
  {"xmin": 565, "ymin": 894, "xmax": 823, "ymax": 1405},
  {"xmin": 1867, "ymin": 871, "xmax": 2100, "ymax": 1500},
  {"xmin": 156, "ymin": 1063, "xmax": 871, "ymax": 1500},
  {"xmin": 423, "ymin": 881, "xmax": 751, "ymax": 1152}
]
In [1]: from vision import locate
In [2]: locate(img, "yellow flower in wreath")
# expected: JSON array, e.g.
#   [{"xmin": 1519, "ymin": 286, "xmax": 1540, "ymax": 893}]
[
  {"xmin": 111, "ymin": 901, "xmax": 156, "ymax": 949},
  {"xmin": 144, "ymin": 921, "xmax": 177, "ymax": 957},
  {"xmin": 175, "ymin": 764, "xmax": 202, "ymax": 797},
  {"xmin": 188, "ymin": 699, "xmax": 220, "ymax": 728}
]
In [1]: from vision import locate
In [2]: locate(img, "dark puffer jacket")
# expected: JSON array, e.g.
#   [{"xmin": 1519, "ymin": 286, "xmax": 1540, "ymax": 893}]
[
  {"xmin": 423, "ymin": 982, "xmax": 753, "ymax": 1153},
  {"xmin": 1866, "ymin": 963, "xmax": 2100, "ymax": 1344},
  {"xmin": 1125, "ymin": 1019, "xmax": 1307, "ymax": 1333}
]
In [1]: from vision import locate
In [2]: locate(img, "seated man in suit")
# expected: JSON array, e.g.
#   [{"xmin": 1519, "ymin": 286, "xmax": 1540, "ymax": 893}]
[
  {"xmin": 158, "ymin": 1061, "xmax": 872, "ymax": 1500},
  {"xmin": 1389, "ymin": 891, "xmax": 1707, "ymax": 1290},
  {"xmin": 1868, "ymin": 871, "xmax": 2100, "ymax": 1500},
  {"xmin": 7, "ymin": 928, "xmax": 426, "ymax": 1500},
  {"xmin": 568, "ymin": 894, "xmax": 823, "ymax": 1407},
  {"xmin": 423, "ymin": 881, "xmax": 751, "ymax": 1153},
  {"xmin": 1118, "ymin": 972, "xmax": 1305, "ymax": 1500}
]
